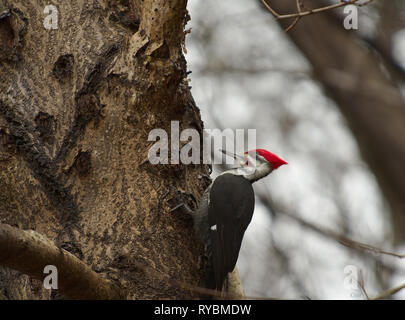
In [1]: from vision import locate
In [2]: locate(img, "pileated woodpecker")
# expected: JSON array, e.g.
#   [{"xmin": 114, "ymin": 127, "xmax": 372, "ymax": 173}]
[{"xmin": 192, "ymin": 148, "xmax": 287, "ymax": 291}]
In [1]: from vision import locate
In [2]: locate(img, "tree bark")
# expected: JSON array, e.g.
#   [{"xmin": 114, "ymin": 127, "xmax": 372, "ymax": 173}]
[
  {"xmin": 264, "ymin": 0, "xmax": 405, "ymax": 243},
  {"xmin": 0, "ymin": 0, "xmax": 209, "ymax": 299},
  {"xmin": 0, "ymin": 223, "xmax": 125, "ymax": 299}
]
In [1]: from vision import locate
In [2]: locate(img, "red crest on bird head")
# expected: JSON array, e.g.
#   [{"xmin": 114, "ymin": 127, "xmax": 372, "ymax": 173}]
[{"xmin": 245, "ymin": 149, "xmax": 287, "ymax": 170}]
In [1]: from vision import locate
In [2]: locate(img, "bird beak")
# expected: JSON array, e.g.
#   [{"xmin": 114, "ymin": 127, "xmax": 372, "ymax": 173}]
[
  {"xmin": 220, "ymin": 149, "xmax": 245, "ymax": 161},
  {"xmin": 220, "ymin": 149, "xmax": 249, "ymax": 167}
]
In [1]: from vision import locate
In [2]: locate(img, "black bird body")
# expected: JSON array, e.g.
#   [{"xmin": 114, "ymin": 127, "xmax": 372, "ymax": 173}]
[
  {"xmin": 191, "ymin": 149, "xmax": 287, "ymax": 291},
  {"xmin": 194, "ymin": 173, "xmax": 255, "ymax": 290}
]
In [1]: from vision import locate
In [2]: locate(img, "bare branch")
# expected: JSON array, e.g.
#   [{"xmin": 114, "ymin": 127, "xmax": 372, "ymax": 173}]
[
  {"xmin": 0, "ymin": 223, "xmax": 125, "ymax": 299},
  {"xmin": 257, "ymin": 192, "xmax": 405, "ymax": 259},
  {"xmin": 371, "ymin": 283, "xmax": 405, "ymax": 300},
  {"xmin": 357, "ymin": 269, "xmax": 370, "ymax": 300},
  {"xmin": 260, "ymin": 0, "xmax": 374, "ymax": 32},
  {"xmin": 284, "ymin": 0, "xmax": 302, "ymax": 33},
  {"xmin": 285, "ymin": 210, "xmax": 405, "ymax": 259},
  {"xmin": 337, "ymin": 236, "xmax": 405, "ymax": 259}
]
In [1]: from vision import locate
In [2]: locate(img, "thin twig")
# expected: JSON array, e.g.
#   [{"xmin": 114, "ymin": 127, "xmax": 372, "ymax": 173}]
[
  {"xmin": 337, "ymin": 237, "xmax": 405, "ymax": 259},
  {"xmin": 261, "ymin": 0, "xmax": 371, "ymax": 19},
  {"xmin": 285, "ymin": 17, "xmax": 300, "ymax": 32},
  {"xmin": 371, "ymin": 283, "xmax": 405, "ymax": 300},
  {"xmin": 357, "ymin": 269, "xmax": 370, "ymax": 300},
  {"xmin": 260, "ymin": 0, "xmax": 374, "ymax": 32},
  {"xmin": 284, "ymin": 0, "xmax": 302, "ymax": 32},
  {"xmin": 285, "ymin": 0, "xmax": 302, "ymax": 32},
  {"xmin": 257, "ymin": 192, "xmax": 405, "ymax": 260}
]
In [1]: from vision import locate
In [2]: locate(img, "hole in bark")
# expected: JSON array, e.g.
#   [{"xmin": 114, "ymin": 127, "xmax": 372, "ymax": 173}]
[
  {"xmin": 0, "ymin": 128, "xmax": 18, "ymax": 154},
  {"xmin": 73, "ymin": 150, "xmax": 92, "ymax": 175},
  {"xmin": 117, "ymin": 11, "xmax": 139, "ymax": 32},
  {"xmin": 53, "ymin": 54, "xmax": 74, "ymax": 81},
  {"xmin": 0, "ymin": 128, "xmax": 7, "ymax": 145},
  {"xmin": 77, "ymin": 94, "xmax": 100, "ymax": 122},
  {"xmin": 0, "ymin": 9, "xmax": 16, "ymax": 61},
  {"xmin": 35, "ymin": 112, "xmax": 56, "ymax": 142}
]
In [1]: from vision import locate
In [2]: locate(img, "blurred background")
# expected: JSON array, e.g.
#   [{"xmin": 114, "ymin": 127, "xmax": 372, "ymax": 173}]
[{"xmin": 186, "ymin": 0, "xmax": 405, "ymax": 299}]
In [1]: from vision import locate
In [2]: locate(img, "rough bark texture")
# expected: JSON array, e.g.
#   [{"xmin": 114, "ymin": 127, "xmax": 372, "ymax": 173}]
[
  {"xmin": 0, "ymin": 223, "xmax": 124, "ymax": 299},
  {"xmin": 0, "ymin": 0, "xmax": 210, "ymax": 299},
  {"xmin": 266, "ymin": 0, "xmax": 405, "ymax": 243}
]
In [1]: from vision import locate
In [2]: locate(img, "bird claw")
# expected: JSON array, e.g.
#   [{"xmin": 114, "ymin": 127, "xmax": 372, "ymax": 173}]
[
  {"xmin": 169, "ymin": 202, "xmax": 194, "ymax": 215},
  {"xmin": 169, "ymin": 203, "xmax": 185, "ymax": 213}
]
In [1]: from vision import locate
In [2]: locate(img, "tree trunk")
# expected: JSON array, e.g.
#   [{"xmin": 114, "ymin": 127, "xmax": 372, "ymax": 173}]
[
  {"xmin": 265, "ymin": 0, "xmax": 405, "ymax": 244},
  {"xmin": 0, "ymin": 0, "xmax": 209, "ymax": 299}
]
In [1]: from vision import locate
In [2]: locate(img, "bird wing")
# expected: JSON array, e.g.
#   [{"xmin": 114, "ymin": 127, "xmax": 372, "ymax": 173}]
[{"xmin": 208, "ymin": 173, "xmax": 255, "ymax": 290}]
